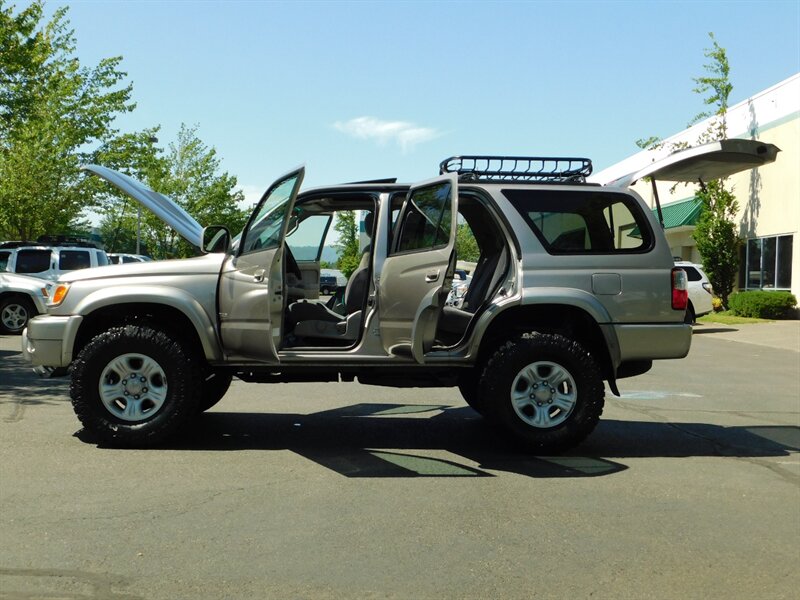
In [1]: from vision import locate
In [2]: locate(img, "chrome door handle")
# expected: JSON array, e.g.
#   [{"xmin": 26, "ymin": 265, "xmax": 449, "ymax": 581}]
[
  {"xmin": 254, "ymin": 269, "xmax": 266, "ymax": 282},
  {"xmin": 425, "ymin": 269, "xmax": 440, "ymax": 282}
]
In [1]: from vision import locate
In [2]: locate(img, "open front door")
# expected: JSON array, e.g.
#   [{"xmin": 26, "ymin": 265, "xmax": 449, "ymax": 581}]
[
  {"xmin": 378, "ymin": 173, "xmax": 457, "ymax": 362},
  {"xmin": 218, "ymin": 168, "xmax": 304, "ymax": 361}
]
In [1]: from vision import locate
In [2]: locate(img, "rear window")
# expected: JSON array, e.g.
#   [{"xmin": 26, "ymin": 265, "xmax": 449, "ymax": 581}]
[
  {"xmin": 59, "ymin": 250, "xmax": 91, "ymax": 270},
  {"xmin": 16, "ymin": 249, "xmax": 51, "ymax": 273},
  {"xmin": 679, "ymin": 266, "xmax": 702, "ymax": 281},
  {"xmin": 502, "ymin": 189, "xmax": 653, "ymax": 254}
]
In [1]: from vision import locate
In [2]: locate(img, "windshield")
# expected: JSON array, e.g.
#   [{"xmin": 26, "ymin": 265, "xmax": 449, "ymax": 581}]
[{"xmin": 241, "ymin": 173, "xmax": 302, "ymax": 254}]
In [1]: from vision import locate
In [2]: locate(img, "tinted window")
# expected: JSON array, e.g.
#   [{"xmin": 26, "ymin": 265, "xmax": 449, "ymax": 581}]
[
  {"xmin": 681, "ymin": 266, "xmax": 702, "ymax": 281},
  {"xmin": 108, "ymin": 255, "xmax": 120, "ymax": 264},
  {"xmin": 503, "ymin": 189, "xmax": 652, "ymax": 254},
  {"xmin": 96, "ymin": 252, "xmax": 109, "ymax": 266},
  {"xmin": 59, "ymin": 250, "xmax": 91, "ymax": 270},
  {"xmin": 0, "ymin": 250, "xmax": 10, "ymax": 271},
  {"xmin": 16, "ymin": 249, "xmax": 51, "ymax": 273},
  {"xmin": 395, "ymin": 182, "xmax": 451, "ymax": 253},
  {"xmin": 122, "ymin": 255, "xmax": 139, "ymax": 263}
]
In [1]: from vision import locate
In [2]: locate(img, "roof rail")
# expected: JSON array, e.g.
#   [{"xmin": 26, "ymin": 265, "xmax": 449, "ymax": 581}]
[{"xmin": 439, "ymin": 155, "xmax": 593, "ymax": 183}]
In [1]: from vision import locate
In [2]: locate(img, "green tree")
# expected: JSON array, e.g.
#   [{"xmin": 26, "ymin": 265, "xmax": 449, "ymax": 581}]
[
  {"xmin": 97, "ymin": 124, "xmax": 248, "ymax": 258},
  {"xmin": 456, "ymin": 222, "xmax": 479, "ymax": 262},
  {"xmin": 689, "ymin": 33, "xmax": 738, "ymax": 308},
  {"xmin": 694, "ymin": 180, "xmax": 740, "ymax": 308},
  {"xmin": 333, "ymin": 210, "xmax": 359, "ymax": 278},
  {"xmin": 0, "ymin": 1, "xmax": 134, "ymax": 240},
  {"xmin": 690, "ymin": 32, "xmax": 732, "ymax": 141}
]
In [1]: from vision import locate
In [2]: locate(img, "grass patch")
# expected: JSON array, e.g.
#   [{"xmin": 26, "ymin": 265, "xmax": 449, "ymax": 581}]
[{"xmin": 697, "ymin": 312, "xmax": 772, "ymax": 325}]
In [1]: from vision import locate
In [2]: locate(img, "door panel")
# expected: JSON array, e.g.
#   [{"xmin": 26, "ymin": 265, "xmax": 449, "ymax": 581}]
[
  {"xmin": 378, "ymin": 174, "xmax": 457, "ymax": 361},
  {"xmin": 218, "ymin": 168, "xmax": 304, "ymax": 361}
]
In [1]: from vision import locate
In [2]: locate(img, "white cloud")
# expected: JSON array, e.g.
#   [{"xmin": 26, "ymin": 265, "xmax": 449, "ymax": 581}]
[
  {"xmin": 236, "ymin": 184, "xmax": 264, "ymax": 209},
  {"xmin": 333, "ymin": 116, "xmax": 441, "ymax": 152}
]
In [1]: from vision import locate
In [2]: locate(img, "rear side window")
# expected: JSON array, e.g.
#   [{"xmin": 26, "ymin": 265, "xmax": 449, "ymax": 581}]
[
  {"xmin": 680, "ymin": 266, "xmax": 702, "ymax": 281},
  {"xmin": 96, "ymin": 252, "xmax": 109, "ymax": 266},
  {"xmin": 0, "ymin": 250, "xmax": 11, "ymax": 271},
  {"xmin": 122, "ymin": 255, "xmax": 139, "ymax": 263},
  {"xmin": 395, "ymin": 182, "xmax": 451, "ymax": 253},
  {"xmin": 16, "ymin": 249, "xmax": 51, "ymax": 273},
  {"xmin": 503, "ymin": 189, "xmax": 653, "ymax": 254},
  {"xmin": 59, "ymin": 250, "xmax": 91, "ymax": 270}
]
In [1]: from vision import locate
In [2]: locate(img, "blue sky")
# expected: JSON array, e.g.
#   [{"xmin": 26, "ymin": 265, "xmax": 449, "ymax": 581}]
[{"xmin": 46, "ymin": 0, "xmax": 800, "ymax": 203}]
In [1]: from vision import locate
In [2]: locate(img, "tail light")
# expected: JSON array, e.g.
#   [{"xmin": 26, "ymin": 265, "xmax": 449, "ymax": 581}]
[
  {"xmin": 702, "ymin": 282, "xmax": 713, "ymax": 294},
  {"xmin": 672, "ymin": 268, "xmax": 688, "ymax": 310}
]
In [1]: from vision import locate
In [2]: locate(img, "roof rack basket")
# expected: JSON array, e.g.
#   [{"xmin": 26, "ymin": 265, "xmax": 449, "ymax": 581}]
[{"xmin": 439, "ymin": 155, "xmax": 592, "ymax": 183}]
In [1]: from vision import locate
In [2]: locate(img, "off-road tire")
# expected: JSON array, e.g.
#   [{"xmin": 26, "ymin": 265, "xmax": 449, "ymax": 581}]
[
  {"xmin": 71, "ymin": 325, "xmax": 202, "ymax": 447},
  {"xmin": 684, "ymin": 302, "xmax": 696, "ymax": 324},
  {"xmin": 197, "ymin": 371, "xmax": 233, "ymax": 413},
  {"xmin": 458, "ymin": 368, "xmax": 489, "ymax": 417},
  {"xmin": 0, "ymin": 295, "xmax": 37, "ymax": 335},
  {"xmin": 480, "ymin": 332, "xmax": 604, "ymax": 452}
]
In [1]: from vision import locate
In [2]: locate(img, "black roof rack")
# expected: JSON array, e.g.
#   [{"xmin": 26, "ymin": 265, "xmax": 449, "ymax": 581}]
[{"xmin": 439, "ymin": 155, "xmax": 593, "ymax": 183}]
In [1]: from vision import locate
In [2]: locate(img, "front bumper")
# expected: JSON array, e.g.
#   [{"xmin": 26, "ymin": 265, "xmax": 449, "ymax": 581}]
[{"xmin": 21, "ymin": 314, "xmax": 83, "ymax": 368}]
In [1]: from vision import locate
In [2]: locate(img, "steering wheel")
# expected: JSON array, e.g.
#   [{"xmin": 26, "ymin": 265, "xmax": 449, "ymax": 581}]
[{"xmin": 285, "ymin": 246, "xmax": 302, "ymax": 279}]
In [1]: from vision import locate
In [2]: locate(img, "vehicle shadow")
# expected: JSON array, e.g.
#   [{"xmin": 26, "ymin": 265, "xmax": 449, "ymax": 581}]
[
  {"xmin": 692, "ymin": 327, "xmax": 739, "ymax": 335},
  {"xmin": 0, "ymin": 350, "xmax": 70, "ymax": 404},
  {"xmin": 78, "ymin": 402, "xmax": 800, "ymax": 480}
]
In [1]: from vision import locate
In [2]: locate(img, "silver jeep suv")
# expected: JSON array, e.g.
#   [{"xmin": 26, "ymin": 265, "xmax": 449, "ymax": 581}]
[{"xmin": 21, "ymin": 140, "xmax": 779, "ymax": 450}]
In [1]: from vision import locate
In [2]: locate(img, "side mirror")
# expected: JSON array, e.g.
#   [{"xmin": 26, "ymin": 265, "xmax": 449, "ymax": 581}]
[{"xmin": 201, "ymin": 225, "xmax": 231, "ymax": 254}]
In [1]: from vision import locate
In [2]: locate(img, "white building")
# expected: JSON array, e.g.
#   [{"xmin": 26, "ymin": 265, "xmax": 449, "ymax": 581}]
[{"xmin": 593, "ymin": 73, "xmax": 799, "ymax": 298}]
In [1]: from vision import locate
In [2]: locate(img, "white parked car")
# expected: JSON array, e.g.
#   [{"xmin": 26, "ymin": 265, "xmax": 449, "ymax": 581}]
[
  {"xmin": 107, "ymin": 253, "xmax": 153, "ymax": 264},
  {"xmin": 0, "ymin": 272, "xmax": 51, "ymax": 334},
  {"xmin": 675, "ymin": 261, "xmax": 713, "ymax": 323},
  {"xmin": 0, "ymin": 241, "xmax": 109, "ymax": 281}
]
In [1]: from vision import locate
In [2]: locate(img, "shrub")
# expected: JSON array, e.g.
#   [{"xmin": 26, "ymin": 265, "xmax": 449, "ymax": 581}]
[{"xmin": 728, "ymin": 291, "xmax": 797, "ymax": 319}]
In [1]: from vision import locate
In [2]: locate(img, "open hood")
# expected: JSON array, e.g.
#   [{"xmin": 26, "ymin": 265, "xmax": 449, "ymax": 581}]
[
  {"xmin": 608, "ymin": 139, "xmax": 780, "ymax": 188},
  {"xmin": 82, "ymin": 165, "xmax": 204, "ymax": 248}
]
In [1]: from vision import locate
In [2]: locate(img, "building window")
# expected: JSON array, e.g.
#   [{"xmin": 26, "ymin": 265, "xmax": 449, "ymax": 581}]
[{"xmin": 739, "ymin": 235, "xmax": 793, "ymax": 290}]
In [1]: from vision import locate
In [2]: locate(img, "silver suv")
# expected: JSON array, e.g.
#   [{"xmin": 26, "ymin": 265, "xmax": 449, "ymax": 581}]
[{"xmin": 21, "ymin": 140, "xmax": 778, "ymax": 450}]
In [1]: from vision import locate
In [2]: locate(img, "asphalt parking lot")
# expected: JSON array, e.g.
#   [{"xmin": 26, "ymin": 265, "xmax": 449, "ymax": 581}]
[{"xmin": 1, "ymin": 323, "xmax": 799, "ymax": 600}]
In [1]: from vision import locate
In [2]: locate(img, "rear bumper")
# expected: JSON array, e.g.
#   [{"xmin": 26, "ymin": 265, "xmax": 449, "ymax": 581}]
[
  {"xmin": 615, "ymin": 323, "xmax": 692, "ymax": 361},
  {"xmin": 21, "ymin": 314, "xmax": 82, "ymax": 368}
]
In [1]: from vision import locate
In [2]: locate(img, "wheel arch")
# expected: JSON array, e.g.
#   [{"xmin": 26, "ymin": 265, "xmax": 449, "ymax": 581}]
[
  {"xmin": 474, "ymin": 303, "xmax": 618, "ymax": 382},
  {"xmin": 72, "ymin": 299, "xmax": 222, "ymax": 364}
]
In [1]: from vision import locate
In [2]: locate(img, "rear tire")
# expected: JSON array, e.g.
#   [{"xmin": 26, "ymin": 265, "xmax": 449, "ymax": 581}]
[
  {"xmin": 684, "ymin": 302, "xmax": 696, "ymax": 324},
  {"xmin": 71, "ymin": 325, "xmax": 202, "ymax": 447},
  {"xmin": 480, "ymin": 332, "xmax": 604, "ymax": 452}
]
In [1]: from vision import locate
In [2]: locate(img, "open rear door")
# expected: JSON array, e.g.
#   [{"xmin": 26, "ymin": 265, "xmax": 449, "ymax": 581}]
[
  {"xmin": 378, "ymin": 173, "xmax": 458, "ymax": 362},
  {"xmin": 606, "ymin": 139, "xmax": 780, "ymax": 228}
]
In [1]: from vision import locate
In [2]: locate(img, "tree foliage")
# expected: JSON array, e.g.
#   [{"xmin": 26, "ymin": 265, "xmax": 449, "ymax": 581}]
[
  {"xmin": 98, "ymin": 124, "xmax": 248, "ymax": 258},
  {"xmin": 694, "ymin": 180, "xmax": 740, "ymax": 308},
  {"xmin": 333, "ymin": 210, "xmax": 360, "ymax": 278},
  {"xmin": 456, "ymin": 222, "xmax": 479, "ymax": 263},
  {"xmin": 689, "ymin": 33, "xmax": 739, "ymax": 307},
  {"xmin": 0, "ymin": 1, "xmax": 134, "ymax": 240},
  {"xmin": 690, "ymin": 32, "xmax": 732, "ymax": 141}
]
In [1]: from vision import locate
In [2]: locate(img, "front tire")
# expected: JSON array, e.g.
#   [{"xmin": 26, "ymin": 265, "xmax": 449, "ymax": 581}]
[
  {"xmin": 480, "ymin": 332, "xmax": 604, "ymax": 451},
  {"xmin": 197, "ymin": 371, "xmax": 233, "ymax": 412},
  {"xmin": 71, "ymin": 325, "xmax": 202, "ymax": 447},
  {"xmin": 0, "ymin": 296, "xmax": 37, "ymax": 335}
]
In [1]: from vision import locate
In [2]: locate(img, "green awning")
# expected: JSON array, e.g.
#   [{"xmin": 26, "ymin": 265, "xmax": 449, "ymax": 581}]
[
  {"xmin": 657, "ymin": 197, "xmax": 703, "ymax": 229},
  {"xmin": 629, "ymin": 197, "xmax": 702, "ymax": 238}
]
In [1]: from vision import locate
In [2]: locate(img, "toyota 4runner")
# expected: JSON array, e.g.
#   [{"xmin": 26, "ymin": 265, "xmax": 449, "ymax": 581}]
[{"xmin": 21, "ymin": 140, "xmax": 779, "ymax": 450}]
